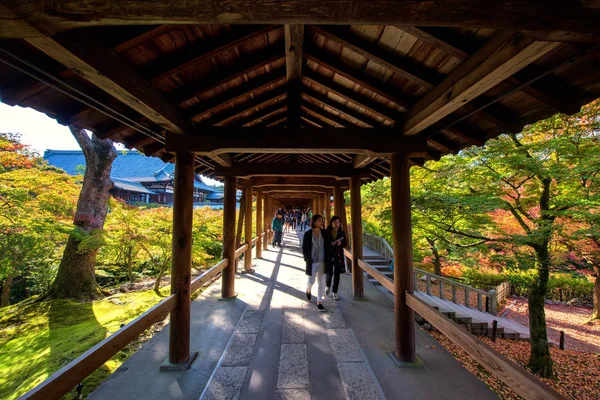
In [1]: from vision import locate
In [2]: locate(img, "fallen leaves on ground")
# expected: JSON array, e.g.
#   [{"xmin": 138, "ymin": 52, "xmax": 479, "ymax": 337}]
[
  {"xmin": 431, "ymin": 330, "xmax": 600, "ymax": 399},
  {"xmin": 500, "ymin": 296, "xmax": 600, "ymax": 353}
]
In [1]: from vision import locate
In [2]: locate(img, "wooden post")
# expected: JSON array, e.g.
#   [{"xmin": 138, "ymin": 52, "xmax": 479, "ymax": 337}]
[
  {"xmin": 222, "ymin": 176, "xmax": 236, "ymax": 298},
  {"xmin": 244, "ymin": 182, "xmax": 253, "ymax": 271},
  {"xmin": 169, "ymin": 152, "xmax": 194, "ymax": 364},
  {"xmin": 256, "ymin": 191, "xmax": 262, "ymax": 259},
  {"xmin": 492, "ymin": 320, "xmax": 498, "ymax": 342},
  {"xmin": 325, "ymin": 191, "xmax": 332, "ymax": 223},
  {"xmin": 350, "ymin": 175, "xmax": 364, "ymax": 298},
  {"xmin": 390, "ymin": 152, "xmax": 416, "ymax": 363},
  {"xmin": 339, "ymin": 189, "xmax": 349, "ymax": 242},
  {"xmin": 234, "ymin": 190, "xmax": 245, "ymax": 270},
  {"xmin": 559, "ymin": 331, "xmax": 565, "ymax": 350},
  {"xmin": 263, "ymin": 195, "xmax": 269, "ymax": 250},
  {"xmin": 333, "ymin": 186, "xmax": 342, "ymax": 217}
]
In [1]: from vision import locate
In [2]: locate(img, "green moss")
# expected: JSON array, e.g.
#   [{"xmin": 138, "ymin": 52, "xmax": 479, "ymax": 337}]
[{"xmin": 0, "ymin": 289, "xmax": 169, "ymax": 399}]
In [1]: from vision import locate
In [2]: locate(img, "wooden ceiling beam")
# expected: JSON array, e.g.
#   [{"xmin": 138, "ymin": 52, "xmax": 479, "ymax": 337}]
[
  {"xmin": 312, "ymin": 26, "xmax": 441, "ymax": 89},
  {"xmin": 143, "ymin": 25, "xmax": 280, "ymax": 82},
  {"xmin": 215, "ymin": 162, "xmax": 369, "ymax": 178},
  {"xmin": 396, "ymin": 26, "xmax": 582, "ymax": 116},
  {"xmin": 249, "ymin": 177, "xmax": 349, "ymax": 188},
  {"xmin": 302, "ymin": 87, "xmax": 382, "ymax": 127},
  {"xmin": 5, "ymin": 2, "xmax": 600, "ymax": 41},
  {"xmin": 197, "ymin": 85, "xmax": 287, "ymax": 126},
  {"xmin": 24, "ymin": 35, "xmax": 189, "ymax": 134},
  {"xmin": 301, "ymin": 102, "xmax": 348, "ymax": 128},
  {"xmin": 232, "ymin": 103, "xmax": 287, "ymax": 127},
  {"xmin": 185, "ymin": 69, "xmax": 286, "ymax": 120},
  {"xmin": 353, "ymin": 154, "xmax": 376, "ymax": 169},
  {"xmin": 305, "ymin": 49, "xmax": 412, "ymax": 111},
  {"xmin": 168, "ymin": 50, "xmax": 285, "ymax": 105},
  {"xmin": 168, "ymin": 127, "xmax": 428, "ymax": 157},
  {"xmin": 253, "ymin": 112, "xmax": 288, "ymax": 128},
  {"xmin": 303, "ymin": 69, "xmax": 399, "ymax": 124},
  {"xmin": 403, "ymin": 32, "xmax": 561, "ymax": 135},
  {"xmin": 285, "ymin": 24, "xmax": 304, "ymax": 127}
]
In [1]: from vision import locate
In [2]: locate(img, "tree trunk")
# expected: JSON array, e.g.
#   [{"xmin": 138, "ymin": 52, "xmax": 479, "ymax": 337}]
[
  {"xmin": 48, "ymin": 127, "xmax": 116, "ymax": 300},
  {"xmin": 527, "ymin": 243, "xmax": 554, "ymax": 378},
  {"xmin": 153, "ymin": 258, "xmax": 170, "ymax": 296},
  {"xmin": 593, "ymin": 264, "xmax": 599, "ymax": 319},
  {"xmin": 1, "ymin": 274, "xmax": 13, "ymax": 307},
  {"xmin": 426, "ymin": 237, "xmax": 442, "ymax": 275},
  {"xmin": 127, "ymin": 246, "xmax": 134, "ymax": 282}
]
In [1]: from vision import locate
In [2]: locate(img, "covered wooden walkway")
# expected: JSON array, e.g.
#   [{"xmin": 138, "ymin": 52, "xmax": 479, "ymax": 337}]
[
  {"xmin": 4, "ymin": 2, "xmax": 599, "ymax": 399},
  {"xmin": 88, "ymin": 229, "xmax": 495, "ymax": 400}
]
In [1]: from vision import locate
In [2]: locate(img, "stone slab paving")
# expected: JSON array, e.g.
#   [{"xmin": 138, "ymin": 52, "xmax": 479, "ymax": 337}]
[{"xmin": 91, "ymin": 228, "xmax": 497, "ymax": 400}]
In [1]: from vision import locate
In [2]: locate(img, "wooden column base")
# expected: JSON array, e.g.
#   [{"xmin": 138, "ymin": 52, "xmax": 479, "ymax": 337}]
[{"xmin": 160, "ymin": 352, "xmax": 199, "ymax": 371}]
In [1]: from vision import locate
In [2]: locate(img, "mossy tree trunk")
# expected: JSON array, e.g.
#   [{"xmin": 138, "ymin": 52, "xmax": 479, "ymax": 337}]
[
  {"xmin": 1, "ymin": 274, "xmax": 13, "ymax": 307},
  {"xmin": 593, "ymin": 263, "xmax": 599, "ymax": 320},
  {"xmin": 48, "ymin": 127, "xmax": 116, "ymax": 301},
  {"xmin": 527, "ymin": 242, "xmax": 553, "ymax": 377}
]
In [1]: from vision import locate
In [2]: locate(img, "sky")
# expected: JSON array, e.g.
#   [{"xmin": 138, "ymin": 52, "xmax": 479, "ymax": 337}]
[{"xmin": 0, "ymin": 103, "xmax": 220, "ymax": 185}]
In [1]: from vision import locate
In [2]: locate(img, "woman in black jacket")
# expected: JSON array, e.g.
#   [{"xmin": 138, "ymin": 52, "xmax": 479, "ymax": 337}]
[
  {"xmin": 325, "ymin": 216, "xmax": 347, "ymax": 300},
  {"xmin": 302, "ymin": 214, "xmax": 332, "ymax": 312}
]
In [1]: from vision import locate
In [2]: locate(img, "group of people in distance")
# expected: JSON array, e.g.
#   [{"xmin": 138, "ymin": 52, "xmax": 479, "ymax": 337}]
[{"xmin": 271, "ymin": 207, "xmax": 347, "ymax": 313}]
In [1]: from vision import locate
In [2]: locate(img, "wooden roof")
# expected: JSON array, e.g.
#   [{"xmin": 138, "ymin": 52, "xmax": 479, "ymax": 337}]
[{"xmin": 1, "ymin": 2, "xmax": 600, "ymax": 185}]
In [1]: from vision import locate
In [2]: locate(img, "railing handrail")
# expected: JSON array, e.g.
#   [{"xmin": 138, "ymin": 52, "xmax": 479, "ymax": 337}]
[
  {"xmin": 20, "ymin": 239, "xmax": 256, "ymax": 400},
  {"xmin": 414, "ymin": 268, "xmax": 491, "ymax": 297}
]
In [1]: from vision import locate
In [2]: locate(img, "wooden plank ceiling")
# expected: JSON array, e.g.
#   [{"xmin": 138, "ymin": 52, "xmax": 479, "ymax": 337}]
[{"xmin": 1, "ymin": 5, "xmax": 600, "ymax": 184}]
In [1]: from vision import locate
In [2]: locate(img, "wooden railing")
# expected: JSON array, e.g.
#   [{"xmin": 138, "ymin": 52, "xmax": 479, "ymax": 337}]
[
  {"xmin": 345, "ymin": 246, "xmax": 564, "ymax": 400},
  {"xmin": 362, "ymin": 232, "xmax": 498, "ymax": 315},
  {"xmin": 21, "ymin": 240, "xmax": 257, "ymax": 400}
]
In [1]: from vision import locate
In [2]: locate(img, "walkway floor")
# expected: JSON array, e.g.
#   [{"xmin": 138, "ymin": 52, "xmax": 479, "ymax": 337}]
[{"xmin": 90, "ymin": 230, "xmax": 496, "ymax": 400}]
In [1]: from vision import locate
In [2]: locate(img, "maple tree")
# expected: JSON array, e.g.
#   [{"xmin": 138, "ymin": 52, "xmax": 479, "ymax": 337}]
[{"xmin": 0, "ymin": 133, "xmax": 80, "ymax": 307}]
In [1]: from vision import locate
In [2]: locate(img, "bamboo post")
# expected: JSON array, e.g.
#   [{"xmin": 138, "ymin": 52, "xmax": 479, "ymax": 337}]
[
  {"xmin": 244, "ymin": 182, "xmax": 253, "ymax": 271},
  {"xmin": 222, "ymin": 176, "xmax": 237, "ymax": 298},
  {"xmin": 390, "ymin": 152, "xmax": 415, "ymax": 363},
  {"xmin": 350, "ymin": 175, "xmax": 364, "ymax": 298},
  {"xmin": 256, "ymin": 191, "xmax": 262, "ymax": 259},
  {"xmin": 169, "ymin": 152, "xmax": 194, "ymax": 364}
]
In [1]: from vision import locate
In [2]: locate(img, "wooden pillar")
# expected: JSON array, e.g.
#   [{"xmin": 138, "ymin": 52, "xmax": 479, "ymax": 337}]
[
  {"xmin": 391, "ymin": 152, "xmax": 416, "ymax": 362},
  {"xmin": 244, "ymin": 182, "xmax": 253, "ymax": 271},
  {"xmin": 350, "ymin": 175, "xmax": 364, "ymax": 298},
  {"xmin": 325, "ymin": 191, "xmax": 332, "ymax": 223},
  {"xmin": 235, "ymin": 190, "xmax": 245, "ymax": 270},
  {"xmin": 222, "ymin": 176, "xmax": 237, "ymax": 298},
  {"xmin": 333, "ymin": 186, "xmax": 343, "ymax": 217},
  {"xmin": 169, "ymin": 152, "xmax": 194, "ymax": 364},
  {"xmin": 256, "ymin": 192, "xmax": 263, "ymax": 258},
  {"xmin": 262, "ymin": 195, "xmax": 269, "ymax": 250}
]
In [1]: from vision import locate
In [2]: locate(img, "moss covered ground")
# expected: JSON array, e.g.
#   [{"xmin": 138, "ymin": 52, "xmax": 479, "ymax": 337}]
[{"xmin": 0, "ymin": 289, "xmax": 168, "ymax": 399}]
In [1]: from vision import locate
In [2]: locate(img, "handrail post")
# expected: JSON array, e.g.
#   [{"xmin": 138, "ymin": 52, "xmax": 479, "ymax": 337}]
[
  {"xmin": 465, "ymin": 288, "xmax": 471, "ymax": 308},
  {"xmin": 439, "ymin": 280, "xmax": 445, "ymax": 300},
  {"xmin": 426, "ymin": 275, "xmax": 432, "ymax": 295},
  {"xmin": 413, "ymin": 271, "xmax": 419, "ymax": 292},
  {"xmin": 489, "ymin": 290, "xmax": 497, "ymax": 315},
  {"xmin": 169, "ymin": 152, "xmax": 194, "ymax": 365},
  {"xmin": 477, "ymin": 293, "xmax": 483, "ymax": 311},
  {"xmin": 452, "ymin": 284, "xmax": 457, "ymax": 303}
]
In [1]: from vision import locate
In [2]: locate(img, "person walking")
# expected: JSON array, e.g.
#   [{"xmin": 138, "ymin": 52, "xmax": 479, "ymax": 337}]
[
  {"xmin": 271, "ymin": 211, "xmax": 284, "ymax": 247},
  {"xmin": 325, "ymin": 216, "xmax": 347, "ymax": 300},
  {"xmin": 300, "ymin": 211, "xmax": 307, "ymax": 231},
  {"xmin": 302, "ymin": 214, "xmax": 331, "ymax": 312}
]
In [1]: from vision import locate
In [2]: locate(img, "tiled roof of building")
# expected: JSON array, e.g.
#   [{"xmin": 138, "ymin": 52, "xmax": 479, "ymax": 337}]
[
  {"xmin": 112, "ymin": 177, "xmax": 156, "ymax": 195},
  {"xmin": 44, "ymin": 149, "xmax": 175, "ymax": 181}
]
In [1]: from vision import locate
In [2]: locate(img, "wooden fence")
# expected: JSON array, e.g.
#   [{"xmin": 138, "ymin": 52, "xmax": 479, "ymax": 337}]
[
  {"xmin": 345, "ymin": 246, "xmax": 564, "ymax": 400},
  {"xmin": 20, "ymin": 235, "xmax": 264, "ymax": 400}
]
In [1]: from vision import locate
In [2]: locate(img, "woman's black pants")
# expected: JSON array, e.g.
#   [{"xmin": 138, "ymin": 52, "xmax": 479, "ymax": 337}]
[{"xmin": 326, "ymin": 262, "xmax": 343, "ymax": 293}]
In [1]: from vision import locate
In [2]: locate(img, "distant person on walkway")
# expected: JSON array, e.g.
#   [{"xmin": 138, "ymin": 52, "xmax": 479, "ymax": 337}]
[
  {"xmin": 272, "ymin": 211, "xmax": 284, "ymax": 247},
  {"xmin": 302, "ymin": 214, "xmax": 331, "ymax": 312},
  {"xmin": 300, "ymin": 211, "xmax": 307, "ymax": 231},
  {"xmin": 284, "ymin": 211, "xmax": 291, "ymax": 233},
  {"xmin": 325, "ymin": 216, "xmax": 347, "ymax": 300}
]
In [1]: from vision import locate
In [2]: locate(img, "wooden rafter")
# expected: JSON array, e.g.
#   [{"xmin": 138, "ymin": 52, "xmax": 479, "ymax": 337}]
[
  {"xmin": 285, "ymin": 24, "xmax": 304, "ymax": 127},
  {"xmin": 312, "ymin": 26, "xmax": 441, "ymax": 89},
  {"xmin": 5, "ymin": 2, "xmax": 600, "ymax": 42},
  {"xmin": 232, "ymin": 103, "xmax": 287, "ymax": 127},
  {"xmin": 301, "ymin": 102, "xmax": 348, "ymax": 128},
  {"xmin": 302, "ymin": 87, "xmax": 381, "ymax": 127},
  {"xmin": 403, "ymin": 32, "xmax": 561, "ymax": 135},
  {"xmin": 24, "ymin": 35, "xmax": 189, "ymax": 134}
]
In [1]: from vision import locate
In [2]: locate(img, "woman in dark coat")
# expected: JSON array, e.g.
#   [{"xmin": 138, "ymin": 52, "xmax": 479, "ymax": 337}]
[
  {"xmin": 325, "ymin": 216, "xmax": 347, "ymax": 300},
  {"xmin": 302, "ymin": 214, "xmax": 332, "ymax": 312}
]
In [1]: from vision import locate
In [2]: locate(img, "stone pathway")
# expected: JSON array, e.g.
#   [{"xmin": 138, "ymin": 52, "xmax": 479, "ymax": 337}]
[{"xmin": 200, "ymin": 230, "xmax": 384, "ymax": 400}]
